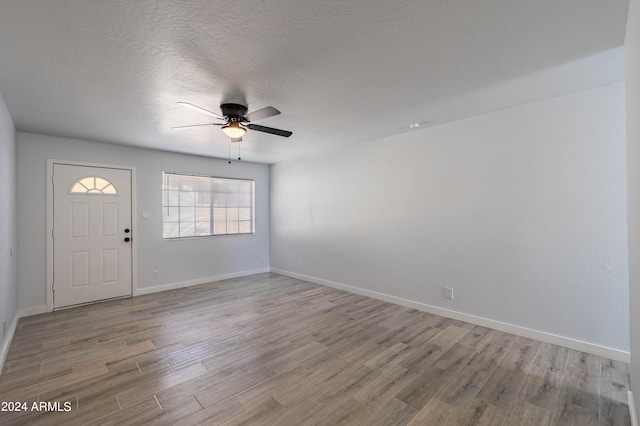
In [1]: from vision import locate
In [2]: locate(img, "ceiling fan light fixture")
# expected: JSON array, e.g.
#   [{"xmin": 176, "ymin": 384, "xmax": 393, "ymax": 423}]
[{"xmin": 221, "ymin": 122, "xmax": 247, "ymax": 138}]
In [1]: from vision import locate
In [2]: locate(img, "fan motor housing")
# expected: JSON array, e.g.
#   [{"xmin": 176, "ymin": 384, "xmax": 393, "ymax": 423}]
[{"xmin": 221, "ymin": 103, "xmax": 248, "ymax": 119}]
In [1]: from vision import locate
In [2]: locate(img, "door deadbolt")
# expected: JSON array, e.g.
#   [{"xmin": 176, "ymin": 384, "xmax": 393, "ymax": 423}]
[{"xmin": 124, "ymin": 228, "xmax": 130, "ymax": 233}]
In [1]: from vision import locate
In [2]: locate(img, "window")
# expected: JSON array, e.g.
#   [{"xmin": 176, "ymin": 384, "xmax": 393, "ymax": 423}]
[
  {"xmin": 70, "ymin": 176, "xmax": 118, "ymax": 194},
  {"xmin": 162, "ymin": 173, "xmax": 254, "ymax": 239}
]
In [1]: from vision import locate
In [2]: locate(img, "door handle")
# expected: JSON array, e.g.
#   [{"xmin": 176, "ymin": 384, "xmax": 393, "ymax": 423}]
[{"xmin": 124, "ymin": 237, "xmax": 130, "ymax": 242}]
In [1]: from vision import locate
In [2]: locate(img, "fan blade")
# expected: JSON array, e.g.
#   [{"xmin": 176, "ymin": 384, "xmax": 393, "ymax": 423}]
[
  {"xmin": 244, "ymin": 106, "xmax": 280, "ymax": 122},
  {"xmin": 177, "ymin": 102, "xmax": 224, "ymax": 119},
  {"xmin": 171, "ymin": 123, "xmax": 222, "ymax": 129},
  {"xmin": 246, "ymin": 123, "xmax": 292, "ymax": 137},
  {"xmin": 231, "ymin": 137, "xmax": 243, "ymax": 142}
]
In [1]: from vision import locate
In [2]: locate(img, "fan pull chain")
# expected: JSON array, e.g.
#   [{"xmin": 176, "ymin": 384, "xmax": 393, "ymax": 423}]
[
  {"xmin": 228, "ymin": 141, "xmax": 231, "ymax": 164},
  {"xmin": 238, "ymin": 143, "xmax": 241, "ymax": 161}
]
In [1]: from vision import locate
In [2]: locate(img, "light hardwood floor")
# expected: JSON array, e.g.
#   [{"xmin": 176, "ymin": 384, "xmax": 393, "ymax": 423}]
[{"xmin": 0, "ymin": 273, "xmax": 631, "ymax": 425}]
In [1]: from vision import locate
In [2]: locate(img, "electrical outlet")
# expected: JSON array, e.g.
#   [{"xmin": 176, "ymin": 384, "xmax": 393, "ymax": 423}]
[
  {"xmin": 153, "ymin": 271, "xmax": 160, "ymax": 279},
  {"xmin": 297, "ymin": 260, "xmax": 302, "ymax": 268},
  {"xmin": 2, "ymin": 320, "xmax": 6, "ymax": 337},
  {"xmin": 444, "ymin": 287, "xmax": 454, "ymax": 300}
]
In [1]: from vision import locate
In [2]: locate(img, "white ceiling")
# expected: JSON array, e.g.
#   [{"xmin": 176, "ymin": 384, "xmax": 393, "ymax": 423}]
[{"xmin": 0, "ymin": 0, "xmax": 630, "ymax": 164}]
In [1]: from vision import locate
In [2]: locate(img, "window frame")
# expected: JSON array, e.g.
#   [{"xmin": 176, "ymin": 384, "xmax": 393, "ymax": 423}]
[{"xmin": 162, "ymin": 172, "xmax": 255, "ymax": 240}]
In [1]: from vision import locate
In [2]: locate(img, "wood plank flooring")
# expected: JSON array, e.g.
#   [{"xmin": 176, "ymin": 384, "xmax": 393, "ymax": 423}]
[{"xmin": 0, "ymin": 273, "xmax": 631, "ymax": 425}]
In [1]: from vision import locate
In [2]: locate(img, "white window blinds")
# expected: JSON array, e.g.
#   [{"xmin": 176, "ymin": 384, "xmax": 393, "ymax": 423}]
[{"xmin": 162, "ymin": 173, "xmax": 254, "ymax": 239}]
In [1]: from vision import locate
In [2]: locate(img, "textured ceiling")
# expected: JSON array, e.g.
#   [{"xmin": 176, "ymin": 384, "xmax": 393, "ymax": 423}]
[{"xmin": 0, "ymin": 0, "xmax": 630, "ymax": 164}]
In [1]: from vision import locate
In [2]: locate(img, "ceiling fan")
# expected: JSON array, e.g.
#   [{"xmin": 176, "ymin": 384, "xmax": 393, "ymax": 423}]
[{"xmin": 173, "ymin": 102, "xmax": 293, "ymax": 142}]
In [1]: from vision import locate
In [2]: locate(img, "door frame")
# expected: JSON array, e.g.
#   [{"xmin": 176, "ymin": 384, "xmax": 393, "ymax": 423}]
[{"xmin": 46, "ymin": 159, "xmax": 138, "ymax": 312}]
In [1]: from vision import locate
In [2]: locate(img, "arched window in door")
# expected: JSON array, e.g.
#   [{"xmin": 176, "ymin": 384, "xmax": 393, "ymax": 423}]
[{"xmin": 69, "ymin": 176, "xmax": 118, "ymax": 194}]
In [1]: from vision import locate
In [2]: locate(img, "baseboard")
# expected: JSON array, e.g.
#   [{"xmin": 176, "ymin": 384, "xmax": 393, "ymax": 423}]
[
  {"xmin": 0, "ymin": 313, "xmax": 19, "ymax": 378},
  {"xmin": 13, "ymin": 268, "xmax": 269, "ymax": 315},
  {"xmin": 134, "ymin": 267, "xmax": 271, "ymax": 296},
  {"xmin": 631, "ymin": 391, "xmax": 639, "ymax": 426},
  {"xmin": 271, "ymin": 268, "xmax": 631, "ymax": 363},
  {"xmin": 18, "ymin": 305, "xmax": 48, "ymax": 317}
]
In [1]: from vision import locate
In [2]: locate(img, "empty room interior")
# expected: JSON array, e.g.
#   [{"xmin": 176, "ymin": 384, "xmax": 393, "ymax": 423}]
[{"xmin": 2, "ymin": 0, "xmax": 640, "ymax": 425}]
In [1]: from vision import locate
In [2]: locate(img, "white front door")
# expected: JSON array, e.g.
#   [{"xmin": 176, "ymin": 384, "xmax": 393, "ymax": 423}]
[{"xmin": 53, "ymin": 164, "xmax": 132, "ymax": 308}]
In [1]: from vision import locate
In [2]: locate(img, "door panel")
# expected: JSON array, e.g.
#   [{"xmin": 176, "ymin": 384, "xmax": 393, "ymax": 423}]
[
  {"xmin": 53, "ymin": 164, "xmax": 132, "ymax": 308},
  {"xmin": 102, "ymin": 249, "xmax": 119, "ymax": 282},
  {"xmin": 71, "ymin": 252, "xmax": 89, "ymax": 287},
  {"xmin": 102, "ymin": 204, "xmax": 118, "ymax": 236},
  {"xmin": 71, "ymin": 203, "xmax": 89, "ymax": 237}
]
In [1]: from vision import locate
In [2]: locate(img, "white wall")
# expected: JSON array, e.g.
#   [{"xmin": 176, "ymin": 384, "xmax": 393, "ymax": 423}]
[
  {"xmin": 271, "ymin": 83, "xmax": 629, "ymax": 357},
  {"xmin": 17, "ymin": 133, "xmax": 270, "ymax": 311},
  {"xmin": 0, "ymin": 93, "xmax": 18, "ymax": 370},
  {"xmin": 626, "ymin": 0, "xmax": 640, "ymax": 418}
]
